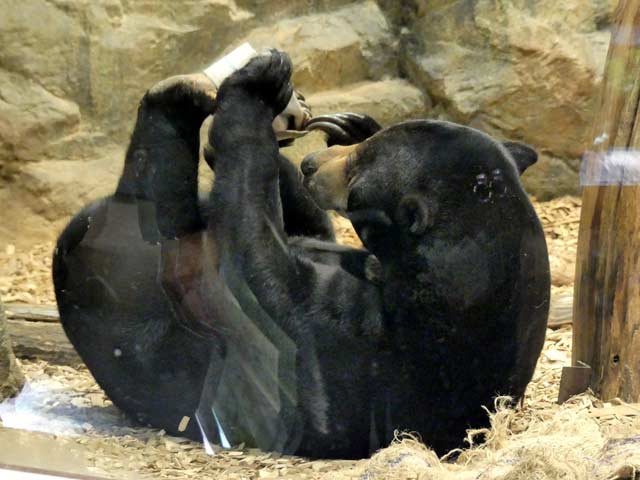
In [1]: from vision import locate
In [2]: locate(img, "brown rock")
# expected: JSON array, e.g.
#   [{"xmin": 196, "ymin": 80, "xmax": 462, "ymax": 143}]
[
  {"xmin": 232, "ymin": 0, "xmax": 357, "ymax": 20},
  {"xmin": 86, "ymin": 1, "xmax": 258, "ymax": 142},
  {"xmin": 18, "ymin": 151, "xmax": 123, "ymax": 221},
  {"xmin": 0, "ymin": 187, "xmax": 60, "ymax": 249},
  {"xmin": 0, "ymin": 300, "xmax": 25, "ymax": 401},
  {"xmin": 0, "ymin": 70, "xmax": 81, "ymax": 172},
  {"xmin": 0, "ymin": 151, "xmax": 121, "ymax": 249},
  {"xmin": 307, "ymin": 79, "xmax": 428, "ymax": 127},
  {"xmin": 0, "ymin": 0, "xmax": 89, "ymax": 104},
  {"xmin": 240, "ymin": 1, "xmax": 397, "ymax": 93},
  {"xmin": 400, "ymin": 0, "xmax": 615, "ymax": 196}
]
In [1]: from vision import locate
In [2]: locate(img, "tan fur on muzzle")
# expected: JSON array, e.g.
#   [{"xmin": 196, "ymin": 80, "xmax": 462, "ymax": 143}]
[{"xmin": 303, "ymin": 144, "xmax": 358, "ymax": 211}]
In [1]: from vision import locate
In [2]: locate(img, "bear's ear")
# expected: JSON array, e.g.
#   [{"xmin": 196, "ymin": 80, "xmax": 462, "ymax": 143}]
[
  {"xmin": 397, "ymin": 195, "xmax": 432, "ymax": 236},
  {"xmin": 503, "ymin": 141, "xmax": 538, "ymax": 175}
]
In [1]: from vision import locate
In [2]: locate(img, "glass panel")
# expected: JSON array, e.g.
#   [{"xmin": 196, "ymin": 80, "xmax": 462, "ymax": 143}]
[{"xmin": 2, "ymin": 1, "xmax": 638, "ymax": 478}]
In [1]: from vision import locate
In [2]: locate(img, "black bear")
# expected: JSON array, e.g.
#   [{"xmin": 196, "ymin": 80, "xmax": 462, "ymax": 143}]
[{"xmin": 53, "ymin": 50, "xmax": 550, "ymax": 459}]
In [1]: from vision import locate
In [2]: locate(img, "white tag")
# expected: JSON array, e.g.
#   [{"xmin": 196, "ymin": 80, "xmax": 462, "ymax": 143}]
[
  {"xmin": 203, "ymin": 43, "xmax": 309, "ymax": 140},
  {"xmin": 203, "ymin": 43, "xmax": 257, "ymax": 89}
]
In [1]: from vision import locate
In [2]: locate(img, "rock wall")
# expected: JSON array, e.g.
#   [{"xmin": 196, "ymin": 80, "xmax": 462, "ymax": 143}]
[
  {"xmin": 0, "ymin": 0, "xmax": 615, "ymax": 246},
  {"xmin": 394, "ymin": 0, "xmax": 615, "ymax": 199}
]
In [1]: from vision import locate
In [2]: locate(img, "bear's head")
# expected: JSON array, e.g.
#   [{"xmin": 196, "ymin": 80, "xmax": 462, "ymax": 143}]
[{"xmin": 302, "ymin": 120, "xmax": 548, "ymax": 316}]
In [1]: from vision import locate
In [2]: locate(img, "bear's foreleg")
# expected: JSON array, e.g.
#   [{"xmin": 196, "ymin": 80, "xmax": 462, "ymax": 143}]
[
  {"xmin": 209, "ymin": 51, "xmax": 316, "ymax": 324},
  {"xmin": 116, "ymin": 74, "xmax": 216, "ymax": 239}
]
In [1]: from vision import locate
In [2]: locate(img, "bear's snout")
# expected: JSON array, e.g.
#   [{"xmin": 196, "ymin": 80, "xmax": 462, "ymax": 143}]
[{"xmin": 299, "ymin": 144, "xmax": 357, "ymax": 211}]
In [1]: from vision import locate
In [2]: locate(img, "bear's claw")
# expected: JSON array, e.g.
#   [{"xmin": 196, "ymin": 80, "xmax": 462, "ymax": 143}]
[{"xmin": 305, "ymin": 113, "xmax": 382, "ymax": 146}]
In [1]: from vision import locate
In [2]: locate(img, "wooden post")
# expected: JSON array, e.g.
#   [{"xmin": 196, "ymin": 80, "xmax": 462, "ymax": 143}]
[{"xmin": 571, "ymin": 0, "xmax": 640, "ymax": 402}]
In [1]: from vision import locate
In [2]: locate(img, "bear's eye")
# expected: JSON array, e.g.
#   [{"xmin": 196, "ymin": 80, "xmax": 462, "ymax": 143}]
[
  {"xmin": 491, "ymin": 168, "xmax": 508, "ymax": 197},
  {"xmin": 473, "ymin": 173, "xmax": 492, "ymax": 203}
]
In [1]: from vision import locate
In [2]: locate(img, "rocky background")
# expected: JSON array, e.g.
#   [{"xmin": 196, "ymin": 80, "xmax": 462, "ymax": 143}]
[{"xmin": 0, "ymin": 0, "xmax": 616, "ymax": 247}]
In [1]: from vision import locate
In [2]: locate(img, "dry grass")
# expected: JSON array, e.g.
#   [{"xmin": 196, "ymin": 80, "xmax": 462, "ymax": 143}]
[{"xmin": 0, "ymin": 242, "xmax": 55, "ymax": 305}]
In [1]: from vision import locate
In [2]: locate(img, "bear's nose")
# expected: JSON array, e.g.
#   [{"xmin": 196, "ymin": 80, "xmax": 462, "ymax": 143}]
[{"xmin": 301, "ymin": 154, "xmax": 319, "ymax": 176}]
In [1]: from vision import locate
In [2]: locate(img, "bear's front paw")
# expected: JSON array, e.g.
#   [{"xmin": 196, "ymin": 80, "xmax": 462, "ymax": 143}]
[
  {"xmin": 217, "ymin": 49, "xmax": 293, "ymax": 116},
  {"xmin": 145, "ymin": 73, "xmax": 217, "ymax": 120}
]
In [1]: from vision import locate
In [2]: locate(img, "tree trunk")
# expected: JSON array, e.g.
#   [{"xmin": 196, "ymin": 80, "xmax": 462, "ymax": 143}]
[
  {"xmin": 0, "ymin": 299, "xmax": 25, "ymax": 400},
  {"xmin": 571, "ymin": 0, "xmax": 640, "ymax": 401}
]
